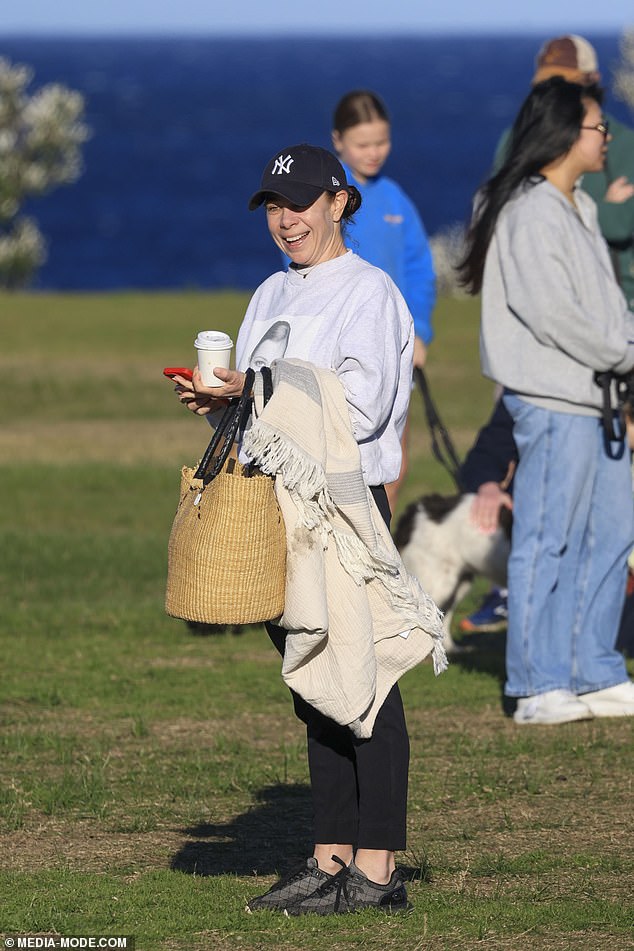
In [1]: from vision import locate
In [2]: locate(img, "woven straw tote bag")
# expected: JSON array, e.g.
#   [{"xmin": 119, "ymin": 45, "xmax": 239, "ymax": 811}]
[{"xmin": 165, "ymin": 367, "xmax": 286, "ymax": 624}]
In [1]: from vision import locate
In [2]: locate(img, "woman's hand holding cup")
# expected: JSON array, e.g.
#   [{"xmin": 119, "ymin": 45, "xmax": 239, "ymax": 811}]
[{"xmin": 175, "ymin": 367, "xmax": 247, "ymax": 415}]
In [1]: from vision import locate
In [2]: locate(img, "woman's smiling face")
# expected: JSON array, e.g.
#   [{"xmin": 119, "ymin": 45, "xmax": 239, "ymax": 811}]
[{"xmin": 265, "ymin": 190, "xmax": 348, "ymax": 267}]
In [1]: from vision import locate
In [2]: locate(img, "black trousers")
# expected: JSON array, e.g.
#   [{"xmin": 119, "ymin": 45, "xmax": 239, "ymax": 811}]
[{"xmin": 266, "ymin": 485, "xmax": 410, "ymax": 851}]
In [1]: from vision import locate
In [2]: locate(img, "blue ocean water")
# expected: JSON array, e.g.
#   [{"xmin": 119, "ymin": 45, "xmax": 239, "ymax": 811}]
[{"xmin": 1, "ymin": 34, "xmax": 628, "ymax": 291}]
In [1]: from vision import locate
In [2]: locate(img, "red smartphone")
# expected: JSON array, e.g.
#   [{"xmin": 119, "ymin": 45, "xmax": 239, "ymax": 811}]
[{"xmin": 163, "ymin": 367, "xmax": 193, "ymax": 381}]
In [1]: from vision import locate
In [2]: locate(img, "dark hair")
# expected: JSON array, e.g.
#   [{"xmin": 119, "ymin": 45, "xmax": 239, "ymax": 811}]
[
  {"xmin": 341, "ymin": 187, "xmax": 362, "ymax": 219},
  {"xmin": 332, "ymin": 89, "xmax": 390, "ymax": 133},
  {"xmin": 314, "ymin": 188, "xmax": 363, "ymax": 224},
  {"xmin": 458, "ymin": 77, "xmax": 602, "ymax": 294}
]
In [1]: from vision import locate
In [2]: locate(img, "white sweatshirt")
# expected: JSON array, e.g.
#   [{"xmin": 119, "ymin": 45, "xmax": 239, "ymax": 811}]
[{"xmin": 236, "ymin": 251, "xmax": 414, "ymax": 485}]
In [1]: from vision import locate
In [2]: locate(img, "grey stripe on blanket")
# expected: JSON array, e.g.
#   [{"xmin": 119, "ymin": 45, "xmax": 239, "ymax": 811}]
[{"xmin": 244, "ymin": 358, "xmax": 447, "ymax": 738}]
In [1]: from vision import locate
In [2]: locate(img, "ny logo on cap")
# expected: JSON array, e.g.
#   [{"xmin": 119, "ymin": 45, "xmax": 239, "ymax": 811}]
[
  {"xmin": 332, "ymin": 176, "xmax": 340, "ymax": 187},
  {"xmin": 272, "ymin": 154, "xmax": 294, "ymax": 175}
]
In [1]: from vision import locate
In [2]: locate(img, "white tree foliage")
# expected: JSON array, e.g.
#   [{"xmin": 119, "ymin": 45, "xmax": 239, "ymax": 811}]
[
  {"xmin": 0, "ymin": 57, "xmax": 89, "ymax": 288},
  {"xmin": 614, "ymin": 27, "xmax": 634, "ymax": 111}
]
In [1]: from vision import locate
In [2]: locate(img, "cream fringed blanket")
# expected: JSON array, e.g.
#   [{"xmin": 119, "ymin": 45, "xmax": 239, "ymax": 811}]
[{"xmin": 242, "ymin": 359, "xmax": 447, "ymax": 738}]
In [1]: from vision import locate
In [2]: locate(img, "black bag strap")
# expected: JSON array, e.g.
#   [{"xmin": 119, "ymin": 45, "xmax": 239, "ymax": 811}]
[
  {"xmin": 193, "ymin": 366, "xmax": 276, "ymax": 485},
  {"xmin": 261, "ymin": 364, "xmax": 273, "ymax": 405},
  {"xmin": 414, "ymin": 366, "xmax": 464, "ymax": 491},
  {"xmin": 194, "ymin": 367, "xmax": 256, "ymax": 483}
]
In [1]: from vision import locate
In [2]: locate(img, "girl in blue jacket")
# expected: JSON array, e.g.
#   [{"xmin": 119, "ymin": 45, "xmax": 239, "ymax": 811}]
[
  {"xmin": 332, "ymin": 89, "xmax": 436, "ymax": 507},
  {"xmin": 332, "ymin": 89, "xmax": 436, "ymax": 362}
]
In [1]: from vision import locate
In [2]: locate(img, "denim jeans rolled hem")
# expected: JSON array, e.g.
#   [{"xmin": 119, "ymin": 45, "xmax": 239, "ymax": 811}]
[
  {"xmin": 505, "ymin": 683, "xmax": 579, "ymax": 699},
  {"xmin": 575, "ymin": 677, "xmax": 631, "ymax": 695},
  {"xmin": 505, "ymin": 678, "xmax": 629, "ymax": 698},
  {"xmin": 503, "ymin": 395, "xmax": 632, "ymax": 698}
]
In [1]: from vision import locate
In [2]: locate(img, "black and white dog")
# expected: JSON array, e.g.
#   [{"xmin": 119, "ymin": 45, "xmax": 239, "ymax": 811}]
[{"xmin": 394, "ymin": 493, "xmax": 512, "ymax": 653}]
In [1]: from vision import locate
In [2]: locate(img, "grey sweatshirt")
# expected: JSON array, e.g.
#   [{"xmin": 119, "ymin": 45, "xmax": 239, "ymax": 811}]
[
  {"xmin": 236, "ymin": 251, "xmax": 414, "ymax": 485},
  {"xmin": 480, "ymin": 178, "xmax": 634, "ymax": 415}
]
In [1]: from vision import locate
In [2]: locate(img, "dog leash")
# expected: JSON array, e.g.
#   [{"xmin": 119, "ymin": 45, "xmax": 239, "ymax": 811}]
[
  {"xmin": 594, "ymin": 369, "xmax": 630, "ymax": 457},
  {"xmin": 414, "ymin": 366, "xmax": 464, "ymax": 491}
]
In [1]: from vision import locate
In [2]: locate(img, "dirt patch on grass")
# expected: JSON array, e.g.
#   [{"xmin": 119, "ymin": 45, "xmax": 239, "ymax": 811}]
[
  {"xmin": 0, "ymin": 354, "xmax": 187, "ymax": 381},
  {"xmin": 0, "ymin": 419, "xmax": 202, "ymax": 464},
  {"xmin": 3, "ymin": 707, "xmax": 301, "ymax": 766},
  {"xmin": 147, "ymin": 713, "xmax": 301, "ymax": 750},
  {"xmin": 1, "ymin": 821, "xmax": 182, "ymax": 873}
]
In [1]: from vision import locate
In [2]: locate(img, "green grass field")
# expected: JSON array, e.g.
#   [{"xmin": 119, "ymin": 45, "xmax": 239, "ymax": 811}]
[{"xmin": 1, "ymin": 291, "xmax": 632, "ymax": 950}]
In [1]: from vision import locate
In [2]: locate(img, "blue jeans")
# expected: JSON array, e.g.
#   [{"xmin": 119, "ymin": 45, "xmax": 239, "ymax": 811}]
[{"xmin": 503, "ymin": 394, "xmax": 633, "ymax": 697}]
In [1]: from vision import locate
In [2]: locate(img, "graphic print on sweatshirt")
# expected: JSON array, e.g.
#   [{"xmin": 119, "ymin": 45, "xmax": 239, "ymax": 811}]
[{"xmin": 242, "ymin": 314, "xmax": 321, "ymax": 370}]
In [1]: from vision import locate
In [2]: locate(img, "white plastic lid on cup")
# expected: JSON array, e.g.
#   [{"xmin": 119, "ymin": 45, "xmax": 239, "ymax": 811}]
[{"xmin": 194, "ymin": 330, "xmax": 233, "ymax": 351}]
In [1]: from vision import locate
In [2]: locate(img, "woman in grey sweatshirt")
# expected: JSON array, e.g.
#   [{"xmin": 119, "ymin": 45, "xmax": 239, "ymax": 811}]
[{"xmin": 460, "ymin": 77, "xmax": 634, "ymax": 725}]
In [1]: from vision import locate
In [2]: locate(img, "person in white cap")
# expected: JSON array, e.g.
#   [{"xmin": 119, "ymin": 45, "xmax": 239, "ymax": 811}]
[{"xmin": 494, "ymin": 34, "xmax": 634, "ymax": 309}]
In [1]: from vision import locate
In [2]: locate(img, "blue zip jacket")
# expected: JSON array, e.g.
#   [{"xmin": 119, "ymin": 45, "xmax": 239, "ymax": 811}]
[{"xmin": 342, "ymin": 163, "xmax": 436, "ymax": 344}]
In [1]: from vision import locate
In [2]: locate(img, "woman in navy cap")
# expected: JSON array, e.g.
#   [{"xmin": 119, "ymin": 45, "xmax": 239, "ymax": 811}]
[{"xmin": 172, "ymin": 144, "xmax": 439, "ymax": 915}]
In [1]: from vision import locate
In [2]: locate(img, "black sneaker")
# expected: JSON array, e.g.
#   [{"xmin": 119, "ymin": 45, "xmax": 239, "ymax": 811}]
[
  {"xmin": 246, "ymin": 857, "xmax": 333, "ymax": 912},
  {"xmin": 285, "ymin": 857, "xmax": 412, "ymax": 916}
]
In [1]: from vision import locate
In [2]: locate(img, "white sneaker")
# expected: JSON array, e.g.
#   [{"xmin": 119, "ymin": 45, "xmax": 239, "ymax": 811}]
[
  {"xmin": 578, "ymin": 680, "xmax": 634, "ymax": 718},
  {"xmin": 513, "ymin": 689, "xmax": 594, "ymax": 725}
]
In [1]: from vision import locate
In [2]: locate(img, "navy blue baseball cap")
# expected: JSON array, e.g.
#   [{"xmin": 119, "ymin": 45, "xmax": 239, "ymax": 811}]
[{"xmin": 248, "ymin": 144, "xmax": 361, "ymax": 215}]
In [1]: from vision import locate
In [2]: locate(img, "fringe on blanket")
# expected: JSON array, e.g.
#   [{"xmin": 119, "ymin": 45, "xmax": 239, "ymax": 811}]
[
  {"xmin": 244, "ymin": 422, "xmax": 334, "ymax": 528},
  {"xmin": 244, "ymin": 421, "xmax": 448, "ymax": 675}
]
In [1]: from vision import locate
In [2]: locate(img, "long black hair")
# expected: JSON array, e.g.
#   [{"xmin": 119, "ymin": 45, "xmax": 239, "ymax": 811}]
[{"xmin": 458, "ymin": 77, "xmax": 603, "ymax": 294}]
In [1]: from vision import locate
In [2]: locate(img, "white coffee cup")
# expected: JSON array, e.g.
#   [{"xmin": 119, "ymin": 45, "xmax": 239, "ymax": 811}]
[{"xmin": 194, "ymin": 331, "xmax": 234, "ymax": 386}]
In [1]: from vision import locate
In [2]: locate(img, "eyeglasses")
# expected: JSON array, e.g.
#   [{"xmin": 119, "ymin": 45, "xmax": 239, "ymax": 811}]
[{"xmin": 580, "ymin": 121, "xmax": 609, "ymax": 139}]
